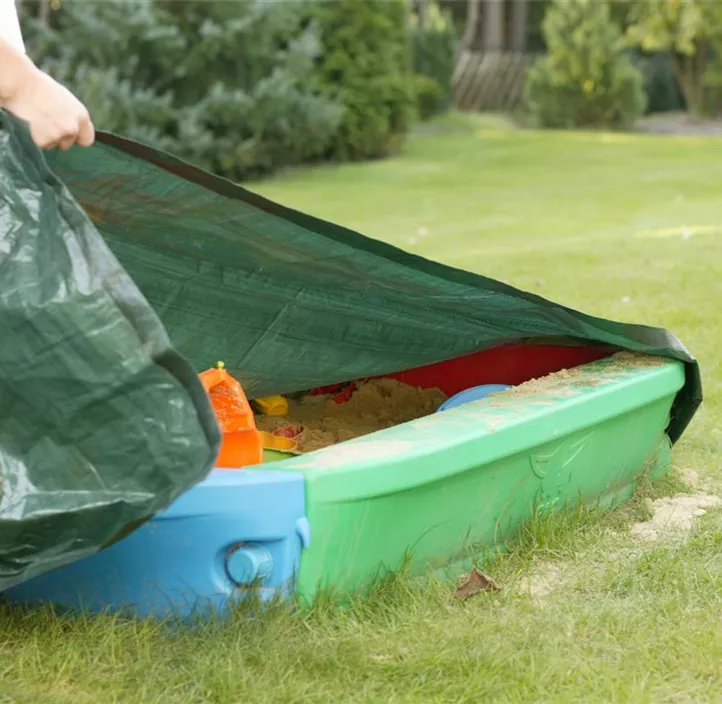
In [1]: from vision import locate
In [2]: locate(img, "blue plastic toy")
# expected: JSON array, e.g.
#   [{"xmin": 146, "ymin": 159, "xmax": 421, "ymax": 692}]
[
  {"xmin": 437, "ymin": 384, "xmax": 511, "ymax": 412},
  {"xmin": 7, "ymin": 468, "xmax": 309, "ymax": 619}
]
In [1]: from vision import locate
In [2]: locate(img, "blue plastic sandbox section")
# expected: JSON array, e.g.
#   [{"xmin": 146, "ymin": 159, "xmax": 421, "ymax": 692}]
[
  {"xmin": 437, "ymin": 384, "xmax": 511, "ymax": 412},
  {"xmin": 7, "ymin": 468, "xmax": 309, "ymax": 619}
]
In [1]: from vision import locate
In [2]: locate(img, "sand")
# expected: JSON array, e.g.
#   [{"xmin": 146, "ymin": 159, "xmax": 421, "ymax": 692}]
[
  {"xmin": 495, "ymin": 352, "xmax": 668, "ymax": 401},
  {"xmin": 255, "ymin": 352, "xmax": 667, "ymax": 453},
  {"xmin": 630, "ymin": 494, "xmax": 722, "ymax": 543},
  {"xmin": 256, "ymin": 379, "xmax": 447, "ymax": 453}
]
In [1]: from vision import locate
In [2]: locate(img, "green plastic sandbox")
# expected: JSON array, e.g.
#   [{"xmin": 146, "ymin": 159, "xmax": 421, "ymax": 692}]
[{"xmin": 273, "ymin": 355, "xmax": 685, "ymax": 598}]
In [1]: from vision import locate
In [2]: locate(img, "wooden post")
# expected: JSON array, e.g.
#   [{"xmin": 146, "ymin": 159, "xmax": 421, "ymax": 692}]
[
  {"xmin": 462, "ymin": 0, "xmax": 482, "ymax": 52},
  {"xmin": 510, "ymin": 0, "xmax": 528, "ymax": 52},
  {"xmin": 482, "ymin": 0, "xmax": 505, "ymax": 52}
]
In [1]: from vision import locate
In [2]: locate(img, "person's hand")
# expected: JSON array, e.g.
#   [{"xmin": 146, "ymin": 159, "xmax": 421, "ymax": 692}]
[{"xmin": 2, "ymin": 63, "xmax": 95, "ymax": 151}]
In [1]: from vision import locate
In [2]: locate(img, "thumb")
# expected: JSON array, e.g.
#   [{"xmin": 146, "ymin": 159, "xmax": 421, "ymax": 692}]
[{"xmin": 76, "ymin": 115, "xmax": 95, "ymax": 147}]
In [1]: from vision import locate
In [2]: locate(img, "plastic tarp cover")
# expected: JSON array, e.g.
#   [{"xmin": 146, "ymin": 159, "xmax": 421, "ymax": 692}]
[
  {"xmin": 0, "ymin": 111, "xmax": 702, "ymax": 590},
  {"xmin": 0, "ymin": 114, "xmax": 219, "ymax": 591},
  {"xmin": 47, "ymin": 127, "xmax": 700, "ymax": 442}
]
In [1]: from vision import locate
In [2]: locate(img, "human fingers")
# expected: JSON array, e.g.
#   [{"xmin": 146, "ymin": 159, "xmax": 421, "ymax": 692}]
[
  {"xmin": 58, "ymin": 134, "xmax": 75, "ymax": 151},
  {"xmin": 75, "ymin": 113, "xmax": 95, "ymax": 147}
]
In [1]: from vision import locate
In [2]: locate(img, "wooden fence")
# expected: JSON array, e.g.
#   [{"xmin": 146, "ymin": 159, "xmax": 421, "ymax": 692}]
[{"xmin": 452, "ymin": 50, "xmax": 538, "ymax": 112}]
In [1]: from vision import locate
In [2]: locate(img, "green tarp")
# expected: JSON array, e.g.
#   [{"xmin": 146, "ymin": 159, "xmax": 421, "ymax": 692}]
[
  {"xmin": 0, "ymin": 112, "xmax": 701, "ymax": 590},
  {"xmin": 0, "ymin": 115, "xmax": 219, "ymax": 591}
]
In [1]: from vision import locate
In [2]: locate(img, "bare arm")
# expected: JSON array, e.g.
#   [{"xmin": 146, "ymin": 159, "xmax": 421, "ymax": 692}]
[
  {"xmin": 0, "ymin": 38, "xmax": 95, "ymax": 150},
  {"xmin": 0, "ymin": 0, "xmax": 24, "ymax": 54},
  {"xmin": 0, "ymin": 5, "xmax": 94, "ymax": 150}
]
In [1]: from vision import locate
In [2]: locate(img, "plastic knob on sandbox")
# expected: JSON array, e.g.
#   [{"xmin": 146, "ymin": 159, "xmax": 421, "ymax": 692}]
[{"xmin": 226, "ymin": 544, "xmax": 274, "ymax": 586}]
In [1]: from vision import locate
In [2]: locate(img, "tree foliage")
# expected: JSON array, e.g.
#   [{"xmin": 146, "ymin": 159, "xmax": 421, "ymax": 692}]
[
  {"xmin": 626, "ymin": 0, "xmax": 722, "ymax": 115},
  {"xmin": 524, "ymin": 0, "xmax": 646, "ymax": 129},
  {"xmin": 309, "ymin": 0, "xmax": 416, "ymax": 161},
  {"xmin": 22, "ymin": 0, "xmax": 422, "ymax": 177}
]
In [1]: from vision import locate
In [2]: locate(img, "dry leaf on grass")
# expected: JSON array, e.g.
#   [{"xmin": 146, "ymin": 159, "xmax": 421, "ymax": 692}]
[{"xmin": 455, "ymin": 568, "xmax": 501, "ymax": 601}]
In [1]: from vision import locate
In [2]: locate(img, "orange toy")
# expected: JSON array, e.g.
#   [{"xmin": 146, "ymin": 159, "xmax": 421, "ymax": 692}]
[{"xmin": 199, "ymin": 362, "xmax": 263, "ymax": 469}]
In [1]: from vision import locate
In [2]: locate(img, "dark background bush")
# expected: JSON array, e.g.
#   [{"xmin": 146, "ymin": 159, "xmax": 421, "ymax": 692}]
[
  {"xmin": 20, "ymin": 0, "xmax": 450, "ymax": 179},
  {"xmin": 631, "ymin": 50, "xmax": 686, "ymax": 115},
  {"xmin": 308, "ymin": 0, "xmax": 417, "ymax": 161},
  {"xmin": 23, "ymin": 0, "xmax": 343, "ymax": 180}
]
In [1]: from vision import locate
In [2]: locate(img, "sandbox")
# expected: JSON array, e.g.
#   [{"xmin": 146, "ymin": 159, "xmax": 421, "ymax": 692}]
[{"xmin": 7, "ymin": 344, "xmax": 686, "ymax": 618}]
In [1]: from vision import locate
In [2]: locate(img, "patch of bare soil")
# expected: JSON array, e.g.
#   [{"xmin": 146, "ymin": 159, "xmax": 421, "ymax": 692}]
[
  {"xmin": 630, "ymin": 494, "xmax": 722, "ymax": 543},
  {"xmin": 517, "ymin": 563, "xmax": 566, "ymax": 602},
  {"xmin": 679, "ymin": 467, "xmax": 701, "ymax": 488}
]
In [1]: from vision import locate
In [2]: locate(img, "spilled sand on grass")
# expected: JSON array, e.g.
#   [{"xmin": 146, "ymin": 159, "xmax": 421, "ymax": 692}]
[
  {"xmin": 519, "ymin": 469, "xmax": 720, "ymax": 603},
  {"xmin": 630, "ymin": 494, "xmax": 722, "ymax": 542},
  {"xmin": 516, "ymin": 494, "xmax": 722, "ymax": 604},
  {"xmin": 518, "ymin": 562, "xmax": 567, "ymax": 602}
]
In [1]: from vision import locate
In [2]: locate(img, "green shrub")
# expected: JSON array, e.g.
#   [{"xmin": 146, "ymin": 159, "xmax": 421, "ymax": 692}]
[
  {"xmin": 310, "ymin": 0, "xmax": 416, "ymax": 160},
  {"xmin": 524, "ymin": 0, "xmax": 646, "ymax": 129},
  {"xmin": 410, "ymin": 2, "xmax": 458, "ymax": 118},
  {"xmin": 413, "ymin": 74, "xmax": 448, "ymax": 121},
  {"xmin": 24, "ymin": 0, "xmax": 342, "ymax": 180}
]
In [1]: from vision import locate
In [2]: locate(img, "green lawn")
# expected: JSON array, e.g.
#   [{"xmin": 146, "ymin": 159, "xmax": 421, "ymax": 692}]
[{"xmin": 3, "ymin": 113, "xmax": 722, "ymax": 703}]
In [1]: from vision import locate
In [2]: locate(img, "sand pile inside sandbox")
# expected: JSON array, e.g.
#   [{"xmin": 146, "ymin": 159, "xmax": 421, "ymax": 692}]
[
  {"xmin": 256, "ymin": 352, "xmax": 666, "ymax": 454},
  {"xmin": 256, "ymin": 379, "xmax": 447, "ymax": 453},
  {"xmin": 495, "ymin": 351, "xmax": 668, "ymax": 401}
]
